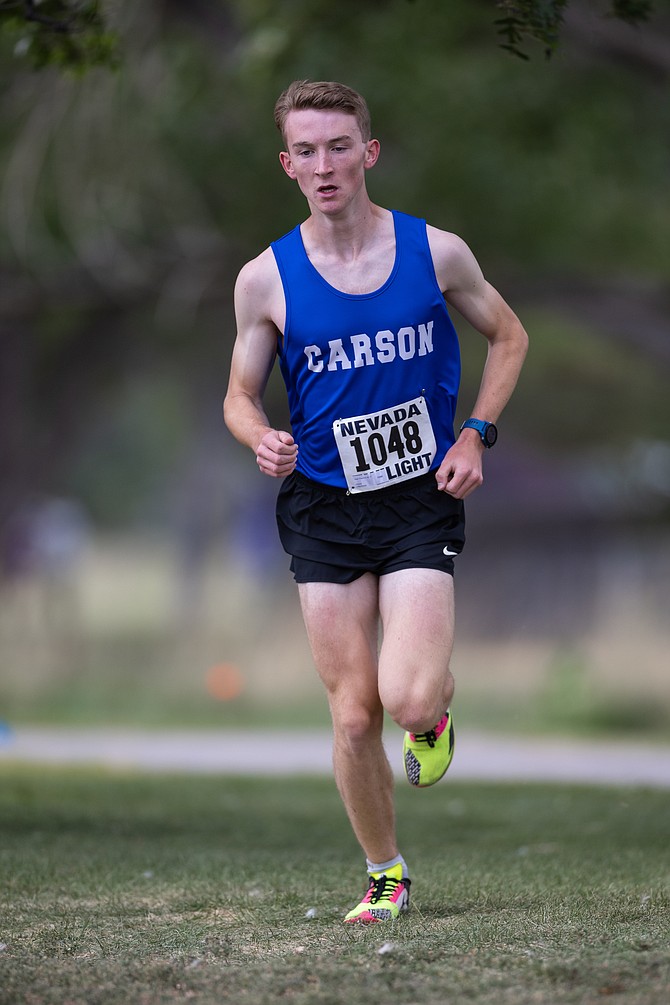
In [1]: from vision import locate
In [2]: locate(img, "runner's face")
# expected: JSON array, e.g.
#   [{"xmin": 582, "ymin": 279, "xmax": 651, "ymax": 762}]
[{"xmin": 279, "ymin": 109, "xmax": 379, "ymax": 214}]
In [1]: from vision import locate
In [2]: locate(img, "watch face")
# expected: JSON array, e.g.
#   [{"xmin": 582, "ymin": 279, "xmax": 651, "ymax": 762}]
[{"xmin": 484, "ymin": 423, "xmax": 498, "ymax": 447}]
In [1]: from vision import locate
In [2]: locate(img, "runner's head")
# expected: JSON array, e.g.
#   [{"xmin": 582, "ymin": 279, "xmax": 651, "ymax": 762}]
[{"xmin": 274, "ymin": 80, "xmax": 372, "ymax": 146}]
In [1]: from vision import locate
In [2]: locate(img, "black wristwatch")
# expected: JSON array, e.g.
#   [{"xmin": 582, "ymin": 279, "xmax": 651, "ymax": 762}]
[{"xmin": 460, "ymin": 417, "xmax": 498, "ymax": 448}]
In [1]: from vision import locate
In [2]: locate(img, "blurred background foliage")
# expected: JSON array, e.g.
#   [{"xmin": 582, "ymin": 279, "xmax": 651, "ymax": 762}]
[{"xmin": 0, "ymin": 0, "xmax": 669, "ymax": 734}]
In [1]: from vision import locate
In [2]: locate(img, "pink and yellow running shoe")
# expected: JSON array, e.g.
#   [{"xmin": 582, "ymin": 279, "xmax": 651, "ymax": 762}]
[
  {"xmin": 344, "ymin": 863, "xmax": 411, "ymax": 924},
  {"xmin": 403, "ymin": 710, "xmax": 455, "ymax": 787}
]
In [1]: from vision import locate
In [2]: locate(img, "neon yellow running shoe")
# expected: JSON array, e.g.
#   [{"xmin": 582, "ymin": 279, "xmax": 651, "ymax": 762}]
[
  {"xmin": 403, "ymin": 710, "xmax": 454, "ymax": 787},
  {"xmin": 343, "ymin": 863, "xmax": 411, "ymax": 924}
]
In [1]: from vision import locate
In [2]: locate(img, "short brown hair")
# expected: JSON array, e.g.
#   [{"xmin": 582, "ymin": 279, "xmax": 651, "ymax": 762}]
[{"xmin": 274, "ymin": 80, "xmax": 372, "ymax": 145}]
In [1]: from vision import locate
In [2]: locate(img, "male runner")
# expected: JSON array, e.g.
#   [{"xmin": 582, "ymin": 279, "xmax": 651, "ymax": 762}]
[{"xmin": 224, "ymin": 80, "xmax": 528, "ymax": 923}]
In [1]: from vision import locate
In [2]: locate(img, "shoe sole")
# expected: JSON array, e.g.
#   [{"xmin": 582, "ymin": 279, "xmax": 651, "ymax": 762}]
[{"xmin": 343, "ymin": 905, "xmax": 409, "ymax": 924}]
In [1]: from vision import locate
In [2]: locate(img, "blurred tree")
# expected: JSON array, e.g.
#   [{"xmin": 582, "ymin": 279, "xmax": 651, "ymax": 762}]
[
  {"xmin": 0, "ymin": 0, "xmax": 118, "ymax": 70},
  {"xmin": 0, "ymin": 1, "xmax": 657, "ymax": 72},
  {"xmin": 495, "ymin": 0, "xmax": 653, "ymax": 58}
]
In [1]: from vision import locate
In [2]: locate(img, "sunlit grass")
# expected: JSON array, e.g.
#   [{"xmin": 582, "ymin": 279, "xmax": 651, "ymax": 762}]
[{"xmin": 1, "ymin": 768, "xmax": 669, "ymax": 1004}]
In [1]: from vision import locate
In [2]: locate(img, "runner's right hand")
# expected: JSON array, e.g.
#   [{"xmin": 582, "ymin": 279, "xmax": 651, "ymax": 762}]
[{"xmin": 256, "ymin": 429, "xmax": 298, "ymax": 478}]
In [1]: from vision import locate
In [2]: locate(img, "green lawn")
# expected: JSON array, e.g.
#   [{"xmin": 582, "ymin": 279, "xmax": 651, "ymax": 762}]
[{"xmin": 1, "ymin": 768, "xmax": 668, "ymax": 1004}]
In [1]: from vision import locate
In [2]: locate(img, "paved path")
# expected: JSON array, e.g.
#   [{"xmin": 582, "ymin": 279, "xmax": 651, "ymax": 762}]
[{"xmin": 1, "ymin": 726, "xmax": 669, "ymax": 787}]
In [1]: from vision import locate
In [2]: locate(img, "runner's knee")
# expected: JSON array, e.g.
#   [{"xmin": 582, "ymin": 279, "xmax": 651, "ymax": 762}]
[
  {"xmin": 330, "ymin": 698, "xmax": 384, "ymax": 750},
  {"xmin": 381, "ymin": 671, "xmax": 454, "ymax": 734}
]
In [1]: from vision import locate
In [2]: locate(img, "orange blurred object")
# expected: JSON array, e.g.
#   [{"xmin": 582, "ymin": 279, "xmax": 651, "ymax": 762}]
[{"xmin": 205, "ymin": 662, "xmax": 245, "ymax": 701}]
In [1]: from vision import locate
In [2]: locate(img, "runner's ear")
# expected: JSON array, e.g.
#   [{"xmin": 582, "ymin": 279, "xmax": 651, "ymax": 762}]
[
  {"xmin": 279, "ymin": 150, "xmax": 297, "ymax": 179},
  {"xmin": 364, "ymin": 139, "xmax": 380, "ymax": 169}
]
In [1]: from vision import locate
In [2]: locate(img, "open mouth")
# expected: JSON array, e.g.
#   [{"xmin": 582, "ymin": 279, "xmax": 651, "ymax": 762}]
[{"xmin": 318, "ymin": 185, "xmax": 337, "ymax": 195}]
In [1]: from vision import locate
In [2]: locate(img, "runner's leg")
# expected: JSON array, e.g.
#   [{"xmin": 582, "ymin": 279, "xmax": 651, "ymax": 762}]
[
  {"xmin": 377, "ymin": 567, "xmax": 455, "ymax": 734},
  {"xmin": 298, "ymin": 574, "xmax": 398, "ymax": 863}
]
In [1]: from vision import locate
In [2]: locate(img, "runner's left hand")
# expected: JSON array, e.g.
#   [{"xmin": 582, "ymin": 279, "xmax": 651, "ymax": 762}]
[{"xmin": 435, "ymin": 435, "xmax": 484, "ymax": 499}]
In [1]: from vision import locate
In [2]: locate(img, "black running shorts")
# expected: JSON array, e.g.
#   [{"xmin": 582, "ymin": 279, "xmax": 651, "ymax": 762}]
[{"xmin": 276, "ymin": 470, "xmax": 466, "ymax": 584}]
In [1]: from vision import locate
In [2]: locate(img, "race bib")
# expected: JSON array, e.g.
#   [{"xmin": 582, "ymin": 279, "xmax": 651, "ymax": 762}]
[{"xmin": 333, "ymin": 396, "xmax": 436, "ymax": 493}]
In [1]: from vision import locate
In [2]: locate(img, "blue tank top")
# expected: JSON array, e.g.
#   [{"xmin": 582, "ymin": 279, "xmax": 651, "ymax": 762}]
[{"xmin": 271, "ymin": 210, "xmax": 461, "ymax": 491}]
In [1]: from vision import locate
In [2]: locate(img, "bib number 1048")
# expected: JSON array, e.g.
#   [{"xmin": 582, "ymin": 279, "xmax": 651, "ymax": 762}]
[
  {"xmin": 348, "ymin": 420, "xmax": 423, "ymax": 472},
  {"xmin": 333, "ymin": 396, "xmax": 437, "ymax": 493}
]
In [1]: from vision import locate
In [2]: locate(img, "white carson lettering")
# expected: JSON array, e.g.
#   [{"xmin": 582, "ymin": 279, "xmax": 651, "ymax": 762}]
[{"xmin": 304, "ymin": 321, "xmax": 434, "ymax": 373}]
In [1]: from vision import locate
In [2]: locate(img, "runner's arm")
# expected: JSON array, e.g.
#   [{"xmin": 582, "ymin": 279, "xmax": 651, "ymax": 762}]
[
  {"xmin": 427, "ymin": 227, "xmax": 529, "ymax": 499},
  {"xmin": 223, "ymin": 254, "xmax": 298, "ymax": 478}
]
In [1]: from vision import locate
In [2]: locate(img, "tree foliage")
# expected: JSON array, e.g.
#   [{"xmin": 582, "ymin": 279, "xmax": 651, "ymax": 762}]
[
  {"xmin": 0, "ymin": 0, "xmax": 658, "ymax": 72},
  {"xmin": 0, "ymin": 0, "xmax": 118, "ymax": 71},
  {"xmin": 496, "ymin": 0, "xmax": 653, "ymax": 58}
]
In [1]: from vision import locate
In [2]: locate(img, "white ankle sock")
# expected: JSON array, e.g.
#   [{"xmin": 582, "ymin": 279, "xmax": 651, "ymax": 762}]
[{"xmin": 366, "ymin": 854, "xmax": 408, "ymax": 878}]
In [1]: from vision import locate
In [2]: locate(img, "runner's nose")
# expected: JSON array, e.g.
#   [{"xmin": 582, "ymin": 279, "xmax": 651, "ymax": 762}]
[{"xmin": 315, "ymin": 151, "xmax": 333, "ymax": 175}]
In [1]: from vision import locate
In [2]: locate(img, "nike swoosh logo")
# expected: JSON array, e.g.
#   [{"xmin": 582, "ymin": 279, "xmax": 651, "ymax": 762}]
[{"xmin": 442, "ymin": 546, "xmax": 459, "ymax": 557}]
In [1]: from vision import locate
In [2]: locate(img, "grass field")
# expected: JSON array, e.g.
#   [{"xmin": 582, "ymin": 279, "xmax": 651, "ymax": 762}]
[{"xmin": 1, "ymin": 767, "xmax": 668, "ymax": 1004}]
